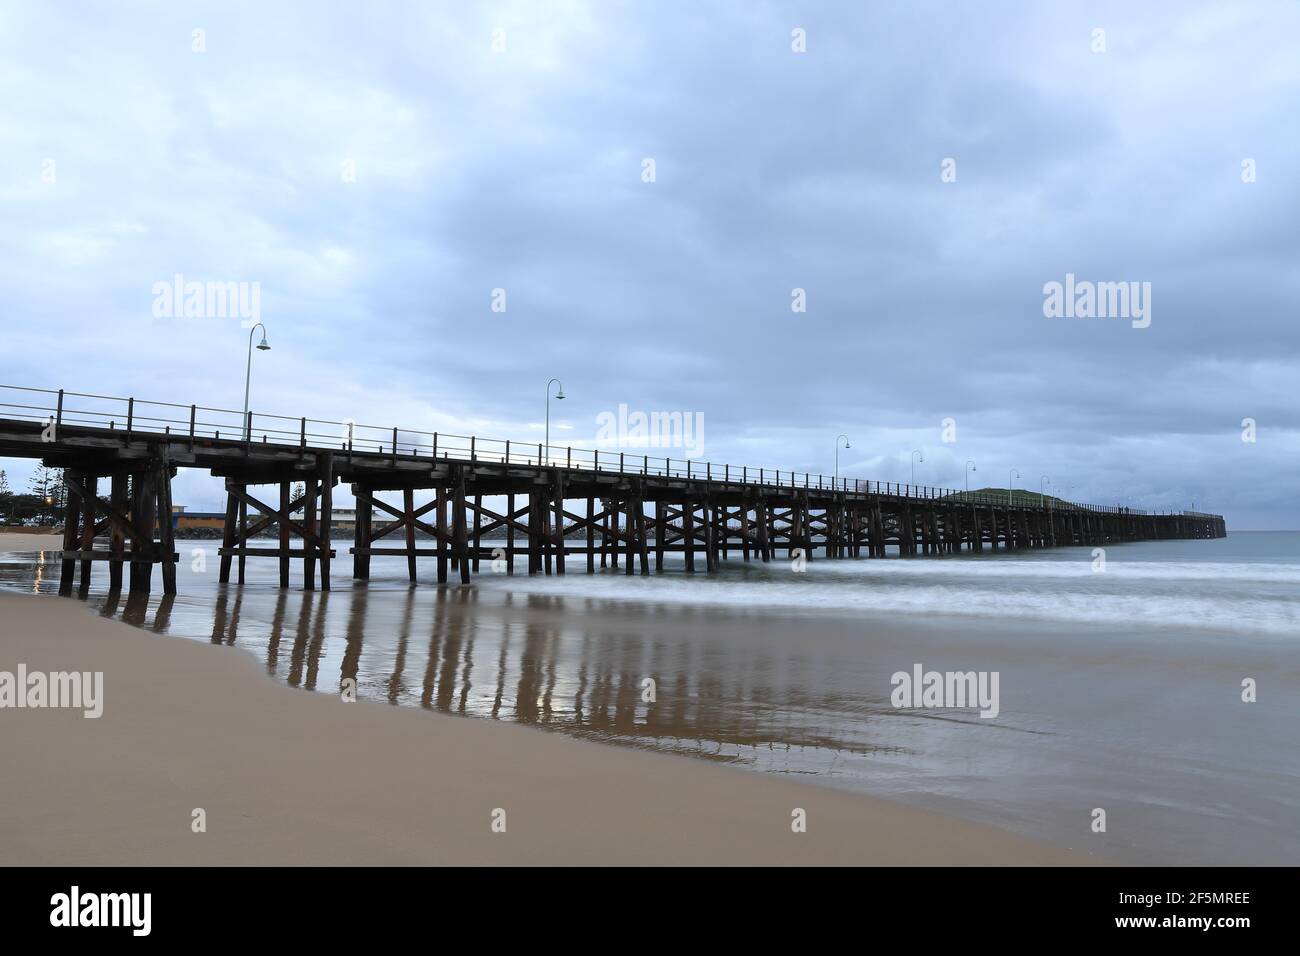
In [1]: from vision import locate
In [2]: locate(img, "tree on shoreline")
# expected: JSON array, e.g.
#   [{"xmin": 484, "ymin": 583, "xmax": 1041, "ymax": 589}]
[{"xmin": 26, "ymin": 465, "xmax": 65, "ymax": 526}]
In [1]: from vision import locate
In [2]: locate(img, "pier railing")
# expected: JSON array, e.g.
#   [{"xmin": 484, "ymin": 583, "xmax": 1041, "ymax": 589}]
[{"xmin": 0, "ymin": 384, "xmax": 1196, "ymax": 517}]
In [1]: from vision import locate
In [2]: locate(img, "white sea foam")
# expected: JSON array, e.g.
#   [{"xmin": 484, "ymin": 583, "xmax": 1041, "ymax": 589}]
[{"xmin": 494, "ymin": 552, "xmax": 1300, "ymax": 636}]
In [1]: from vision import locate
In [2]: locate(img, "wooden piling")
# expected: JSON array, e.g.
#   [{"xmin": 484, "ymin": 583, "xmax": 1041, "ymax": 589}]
[
  {"xmin": 654, "ymin": 500, "xmax": 665, "ymax": 571},
  {"xmin": 58, "ymin": 469, "xmax": 80, "ymax": 596},
  {"xmin": 682, "ymin": 499, "xmax": 695, "ymax": 572},
  {"xmin": 218, "ymin": 489, "xmax": 237, "ymax": 583},
  {"xmin": 352, "ymin": 484, "xmax": 371, "ymax": 581},
  {"xmin": 109, "ymin": 473, "xmax": 126, "ymax": 590},
  {"xmin": 636, "ymin": 493, "xmax": 650, "ymax": 575},
  {"xmin": 237, "ymin": 496, "xmax": 248, "ymax": 584},
  {"xmin": 436, "ymin": 487, "xmax": 449, "ymax": 583},
  {"xmin": 403, "ymin": 488, "xmax": 417, "ymax": 582},
  {"xmin": 703, "ymin": 497, "xmax": 717, "ymax": 573},
  {"xmin": 472, "ymin": 493, "xmax": 482, "ymax": 573},
  {"xmin": 506, "ymin": 493, "xmax": 516, "ymax": 576},
  {"xmin": 318, "ymin": 451, "xmax": 333, "ymax": 591},
  {"xmin": 303, "ymin": 476, "xmax": 318, "ymax": 589},
  {"xmin": 132, "ymin": 466, "xmax": 157, "ymax": 594},
  {"xmin": 157, "ymin": 453, "xmax": 177, "ymax": 595},
  {"xmin": 453, "ymin": 468, "xmax": 470, "ymax": 585},
  {"xmin": 77, "ymin": 475, "xmax": 96, "ymax": 593},
  {"xmin": 279, "ymin": 482, "xmax": 292, "ymax": 587},
  {"xmin": 553, "ymin": 473, "xmax": 565, "ymax": 576}
]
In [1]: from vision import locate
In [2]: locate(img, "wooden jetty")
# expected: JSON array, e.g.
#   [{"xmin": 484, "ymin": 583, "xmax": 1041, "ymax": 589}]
[{"xmin": 0, "ymin": 385, "xmax": 1227, "ymax": 596}]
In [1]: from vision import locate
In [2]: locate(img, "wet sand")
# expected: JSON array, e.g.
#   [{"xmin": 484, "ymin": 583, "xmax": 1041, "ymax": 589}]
[{"xmin": 0, "ymin": 591, "xmax": 1088, "ymax": 865}]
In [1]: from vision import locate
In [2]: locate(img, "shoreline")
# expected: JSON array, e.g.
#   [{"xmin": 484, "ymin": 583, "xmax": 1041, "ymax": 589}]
[{"xmin": 0, "ymin": 589, "xmax": 1094, "ymax": 865}]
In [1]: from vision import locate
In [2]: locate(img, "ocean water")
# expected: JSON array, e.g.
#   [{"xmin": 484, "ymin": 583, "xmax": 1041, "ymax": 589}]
[
  {"xmin": 3, "ymin": 531, "xmax": 1297, "ymax": 864},
  {"xmin": 490, "ymin": 533, "xmax": 1300, "ymax": 638}
]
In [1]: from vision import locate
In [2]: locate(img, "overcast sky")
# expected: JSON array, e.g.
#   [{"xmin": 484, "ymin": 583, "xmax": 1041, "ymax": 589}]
[{"xmin": 2, "ymin": 1, "xmax": 1297, "ymax": 528}]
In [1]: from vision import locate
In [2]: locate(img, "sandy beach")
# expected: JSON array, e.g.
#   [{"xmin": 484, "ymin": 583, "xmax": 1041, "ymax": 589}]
[
  {"xmin": 0, "ymin": 532, "xmax": 64, "ymax": 552},
  {"xmin": 0, "ymin": 586, "xmax": 1090, "ymax": 865}
]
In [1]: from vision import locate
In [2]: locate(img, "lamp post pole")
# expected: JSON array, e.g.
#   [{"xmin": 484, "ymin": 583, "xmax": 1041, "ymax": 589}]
[
  {"xmin": 544, "ymin": 378, "xmax": 565, "ymax": 466},
  {"xmin": 835, "ymin": 434, "xmax": 851, "ymax": 485},
  {"xmin": 965, "ymin": 460, "xmax": 976, "ymax": 496},
  {"xmin": 1008, "ymin": 468, "xmax": 1019, "ymax": 507},
  {"xmin": 242, "ymin": 323, "xmax": 270, "ymax": 440},
  {"xmin": 911, "ymin": 449, "xmax": 924, "ymax": 488}
]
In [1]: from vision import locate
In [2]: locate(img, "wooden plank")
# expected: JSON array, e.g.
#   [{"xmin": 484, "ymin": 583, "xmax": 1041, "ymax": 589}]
[
  {"xmin": 218, "ymin": 548, "xmax": 336, "ymax": 558},
  {"xmin": 61, "ymin": 550, "xmax": 180, "ymax": 561},
  {"xmin": 350, "ymin": 548, "xmax": 441, "ymax": 557}
]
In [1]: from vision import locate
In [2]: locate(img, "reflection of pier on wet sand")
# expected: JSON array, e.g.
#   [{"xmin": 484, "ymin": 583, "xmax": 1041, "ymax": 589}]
[
  {"xmin": 202, "ymin": 585, "xmax": 902, "ymax": 763},
  {"xmin": 0, "ymin": 590, "xmax": 1087, "ymax": 865}
]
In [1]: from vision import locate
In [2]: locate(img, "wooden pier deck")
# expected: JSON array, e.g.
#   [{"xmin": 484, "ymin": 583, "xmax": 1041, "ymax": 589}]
[{"xmin": 0, "ymin": 385, "xmax": 1227, "ymax": 595}]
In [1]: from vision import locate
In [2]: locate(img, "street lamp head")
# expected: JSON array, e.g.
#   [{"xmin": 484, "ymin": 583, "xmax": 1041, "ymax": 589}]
[
  {"xmin": 844, "ymin": 441, "xmax": 851, "ymax": 449},
  {"xmin": 555, "ymin": 390, "xmax": 565, "ymax": 400},
  {"xmin": 256, "ymin": 333, "xmax": 270, "ymax": 351}
]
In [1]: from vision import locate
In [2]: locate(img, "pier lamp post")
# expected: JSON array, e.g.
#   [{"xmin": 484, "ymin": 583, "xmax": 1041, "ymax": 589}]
[
  {"xmin": 834, "ymin": 435, "xmax": 851, "ymax": 484},
  {"xmin": 242, "ymin": 323, "xmax": 270, "ymax": 440},
  {"xmin": 1040, "ymin": 475, "xmax": 1050, "ymax": 508},
  {"xmin": 544, "ymin": 378, "xmax": 565, "ymax": 466},
  {"xmin": 1008, "ymin": 468, "xmax": 1019, "ymax": 507},
  {"xmin": 911, "ymin": 449, "xmax": 924, "ymax": 487},
  {"xmin": 965, "ymin": 460, "xmax": 976, "ymax": 497}
]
